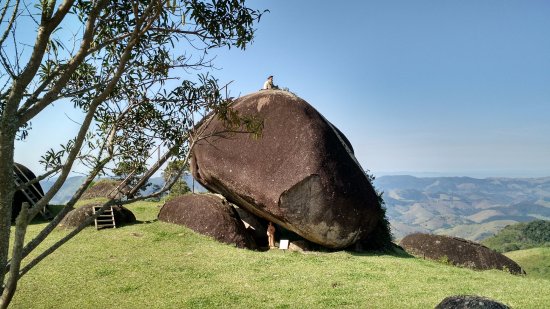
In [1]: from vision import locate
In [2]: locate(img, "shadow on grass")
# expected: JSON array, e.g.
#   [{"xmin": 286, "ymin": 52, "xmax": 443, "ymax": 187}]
[
  {"xmin": 19, "ymin": 204, "xmax": 67, "ymax": 225},
  {"xmin": 127, "ymin": 219, "xmax": 158, "ymax": 226},
  {"xmin": 347, "ymin": 243, "xmax": 414, "ymax": 258}
]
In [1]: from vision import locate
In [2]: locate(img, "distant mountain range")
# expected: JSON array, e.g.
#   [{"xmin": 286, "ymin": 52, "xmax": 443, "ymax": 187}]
[{"xmin": 373, "ymin": 175, "xmax": 550, "ymax": 241}]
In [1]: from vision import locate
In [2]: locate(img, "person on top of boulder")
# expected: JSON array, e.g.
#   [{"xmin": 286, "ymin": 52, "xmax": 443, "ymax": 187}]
[
  {"xmin": 262, "ymin": 75, "xmax": 278, "ymax": 90},
  {"xmin": 267, "ymin": 222, "xmax": 276, "ymax": 248}
]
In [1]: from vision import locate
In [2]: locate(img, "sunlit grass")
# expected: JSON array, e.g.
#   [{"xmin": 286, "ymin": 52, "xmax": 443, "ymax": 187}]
[
  {"xmin": 9, "ymin": 200, "xmax": 550, "ymax": 308},
  {"xmin": 505, "ymin": 247, "xmax": 550, "ymax": 281}
]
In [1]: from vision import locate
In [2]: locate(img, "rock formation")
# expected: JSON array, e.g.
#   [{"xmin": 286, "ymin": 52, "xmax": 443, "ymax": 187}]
[
  {"xmin": 59, "ymin": 203, "xmax": 136, "ymax": 228},
  {"xmin": 81, "ymin": 179, "xmax": 127, "ymax": 200},
  {"xmin": 158, "ymin": 193, "xmax": 256, "ymax": 249},
  {"xmin": 190, "ymin": 90, "xmax": 389, "ymax": 249},
  {"xmin": 435, "ymin": 295, "xmax": 510, "ymax": 309},
  {"xmin": 400, "ymin": 233, "xmax": 525, "ymax": 274},
  {"xmin": 12, "ymin": 162, "xmax": 51, "ymax": 221}
]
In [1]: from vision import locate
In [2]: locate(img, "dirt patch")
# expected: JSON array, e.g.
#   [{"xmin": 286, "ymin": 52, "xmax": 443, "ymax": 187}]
[{"xmin": 400, "ymin": 233, "xmax": 524, "ymax": 275}]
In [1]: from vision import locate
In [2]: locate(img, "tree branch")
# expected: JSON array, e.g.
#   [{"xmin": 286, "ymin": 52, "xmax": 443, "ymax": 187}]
[
  {"xmin": 18, "ymin": 0, "xmax": 107, "ymax": 125},
  {"xmin": 0, "ymin": 0, "xmax": 19, "ymax": 47},
  {"xmin": 25, "ymin": 0, "xmax": 161, "ymax": 220},
  {"xmin": 3, "ymin": 0, "xmax": 74, "ymax": 125},
  {"xmin": 0, "ymin": 0, "xmax": 11, "ymax": 25},
  {"xmin": 9, "ymin": 156, "xmax": 110, "ymax": 275},
  {"xmin": 14, "ymin": 166, "xmax": 61, "ymax": 192},
  {"xmin": 0, "ymin": 202, "xmax": 28, "ymax": 309}
]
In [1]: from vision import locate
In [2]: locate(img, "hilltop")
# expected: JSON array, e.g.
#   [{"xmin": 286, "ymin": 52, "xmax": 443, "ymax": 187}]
[{"xmin": 10, "ymin": 199, "xmax": 550, "ymax": 308}]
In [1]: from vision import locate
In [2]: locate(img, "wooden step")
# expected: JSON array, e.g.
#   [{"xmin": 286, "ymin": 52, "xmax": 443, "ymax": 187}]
[{"xmin": 93, "ymin": 206, "xmax": 116, "ymax": 230}]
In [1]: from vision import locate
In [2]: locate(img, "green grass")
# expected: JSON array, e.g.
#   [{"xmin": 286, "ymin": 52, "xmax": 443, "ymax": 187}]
[
  {"xmin": 8, "ymin": 200, "xmax": 550, "ymax": 308},
  {"xmin": 505, "ymin": 247, "xmax": 550, "ymax": 280}
]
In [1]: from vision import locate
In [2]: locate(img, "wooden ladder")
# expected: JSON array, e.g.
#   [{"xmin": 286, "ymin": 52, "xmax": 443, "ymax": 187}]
[{"xmin": 93, "ymin": 206, "xmax": 116, "ymax": 230}]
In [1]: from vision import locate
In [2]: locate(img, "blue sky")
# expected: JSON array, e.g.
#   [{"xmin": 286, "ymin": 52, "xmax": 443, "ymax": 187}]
[{"xmin": 15, "ymin": 0, "xmax": 550, "ymax": 178}]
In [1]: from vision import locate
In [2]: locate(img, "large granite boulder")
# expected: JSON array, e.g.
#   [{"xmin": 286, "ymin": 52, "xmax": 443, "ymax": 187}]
[
  {"xmin": 58, "ymin": 202, "xmax": 136, "ymax": 228},
  {"xmin": 190, "ymin": 90, "xmax": 388, "ymax": 249},
  {"xmin": 158, "ymin": 193, "xmax": 256, "ymax": 249},
  {"xmin": 400, "ymin": 233, "xmax": 525, "ymax": 274}
]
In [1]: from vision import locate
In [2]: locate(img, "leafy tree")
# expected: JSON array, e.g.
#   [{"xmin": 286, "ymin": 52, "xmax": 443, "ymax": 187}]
[
  {"xmin": 360, "ymin": 170, "xmax": 393, "ymax": 251},
  {"xmin": 162, "ymin": 159, "xmax": 191, "ymax": 200},
  {"xmin": 523, "ymin": 220, "xmax": 550, "ymax": 243},
  {"xmin": 482, "ymin": 220, "xmax": 550, "ymax": 253},
  {"xmin": 0, "ymin": 0, "xmax": 265, "ymax": 306}
]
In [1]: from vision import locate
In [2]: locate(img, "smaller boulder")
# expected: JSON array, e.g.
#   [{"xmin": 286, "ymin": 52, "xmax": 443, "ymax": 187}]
[
  {"xmin": 158, "ymin": 194, "xmax": 256, "ymax": 249},
  {"xmin": 400, "ymin": 233, "xmax": 524, "ymax": 275},
  {"xmin": 435, "ymin": 295, "xmax": 510, "ymax": 309},
  {"xmin": 59, "ymin": 203, "xmax": 136, "ymax": 228},
  {"xmin": 288, "ymin": 240, "xmax": 315, "ymax": 252}
]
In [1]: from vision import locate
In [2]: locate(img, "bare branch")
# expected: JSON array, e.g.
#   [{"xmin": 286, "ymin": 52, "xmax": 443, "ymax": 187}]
[
  {"xmin": 18, "ymin": 0, "xmax": 107, "ymax": 124},
  {"xmin": 0, "ymin": 48, "xmax": 16, "ymax": 78},
  {"xmin": 0, "ymin": 0, "xmax": 19, "ymax": 47},
  {"xmin": 0, "ymin": 0, "xmax": 12, "ymax": 25},
  {"xmin": 3, "ymin": 0, "xmax": 74, "ymax": 121}
]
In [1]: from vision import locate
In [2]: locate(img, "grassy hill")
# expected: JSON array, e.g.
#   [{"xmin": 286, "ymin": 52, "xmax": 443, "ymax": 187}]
[
  {"xmin": 10, "ymin": 200, "xmax": 550, "ymax": 308},
  {"xmin": 482, "ymin": 220, "xmax": 550, "ymax": 252},
  {"xmin": 505, "ymin": 247, "xmax": 550, "ymax": 280}
]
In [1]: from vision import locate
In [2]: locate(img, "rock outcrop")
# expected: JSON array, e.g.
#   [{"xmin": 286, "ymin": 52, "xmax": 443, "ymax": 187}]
[
  {"xmin": 435, "ymin": 295, "xmax": 510, "ymax": 309},
  {"xmin": 81, "ymin": 179, "xmax": 126, "ymax": 200},
  {"xmin": 12, "ymin": 162, "xmax": 51, "ymax": 221},
  {"xmin": 158, "ymin": 193, "xmax": 256, "ymax": 249},
  {"xmin": 190, "ymin": 90, "xmax": 388, "ymax": 249},
  {"xmin": 400, "ymin": 233, "xmax": 525, "ymax": 274},
  {"xmin": 59, "ymin": 203, "xmax": 136, "ymax": 228}
]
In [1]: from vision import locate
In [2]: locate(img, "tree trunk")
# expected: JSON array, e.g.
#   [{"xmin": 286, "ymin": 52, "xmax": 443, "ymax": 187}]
[{"xmin": 0, "ymin": 111, "xmax": 17, "ymax": 296}]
